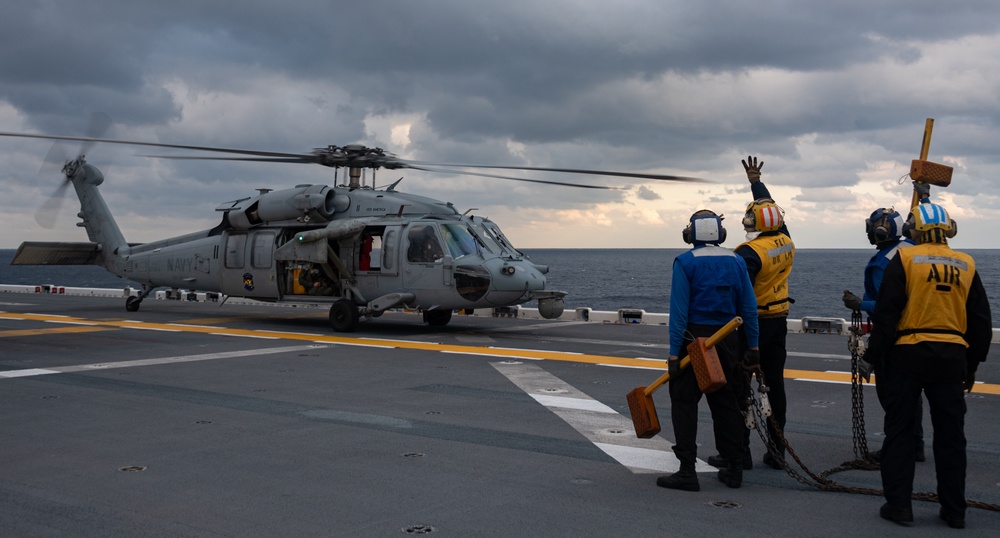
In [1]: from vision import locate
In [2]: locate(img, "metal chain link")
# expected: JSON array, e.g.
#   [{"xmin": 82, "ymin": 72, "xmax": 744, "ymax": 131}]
[
  {"xmin": 737, "ymin": 314, "xmax": 1000, "ymax": 512},
  {"xmin": 822, "ymin": 309, "xmax": 879, "ymax": 476}
]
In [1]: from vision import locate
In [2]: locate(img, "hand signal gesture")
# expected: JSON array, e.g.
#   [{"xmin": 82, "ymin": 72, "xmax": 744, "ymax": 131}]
[{"xmin": 742, "ymin": 155, "xmax": 763, "ymax": 183}]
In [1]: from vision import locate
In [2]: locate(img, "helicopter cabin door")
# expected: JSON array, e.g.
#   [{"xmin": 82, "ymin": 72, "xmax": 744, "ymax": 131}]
[
  {"xmin": 220, "ymin": 231, "xmax": 279, "ymax": 298},
  {"xmin": 402, "ymin": 223, "xmax": 452, "ymax": 291}
]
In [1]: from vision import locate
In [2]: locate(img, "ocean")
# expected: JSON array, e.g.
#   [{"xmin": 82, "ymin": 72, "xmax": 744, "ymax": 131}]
[{"xmin": 2, "ymin": 248, "xmax": 998, "ymax": 326}]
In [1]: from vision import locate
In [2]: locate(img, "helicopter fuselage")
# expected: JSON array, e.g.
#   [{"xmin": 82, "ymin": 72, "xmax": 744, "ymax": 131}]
[{"xmin": 17, "ymin": 170, "xmax": 566, "ymax": 331}]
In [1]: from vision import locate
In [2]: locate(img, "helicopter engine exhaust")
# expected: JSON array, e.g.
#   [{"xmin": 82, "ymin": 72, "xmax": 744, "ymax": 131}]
[{"xmin": 228, "ymin": 185, "xmax": 347, "ymax": 228}]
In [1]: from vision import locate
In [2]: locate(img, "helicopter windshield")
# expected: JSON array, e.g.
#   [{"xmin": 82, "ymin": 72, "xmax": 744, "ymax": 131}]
[
  {"xmin": 440, "ymin": 223, "xmax": 479, "ymax": 259},
  {"xmin": 480, "ymin": 220, "xmax": 522, "ymax": 258}
]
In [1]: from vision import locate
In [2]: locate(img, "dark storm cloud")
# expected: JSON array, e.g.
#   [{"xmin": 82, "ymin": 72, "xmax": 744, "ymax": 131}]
[{"xmin": 1, "ymin": 0, "xmax": 999, "ymax": 248}]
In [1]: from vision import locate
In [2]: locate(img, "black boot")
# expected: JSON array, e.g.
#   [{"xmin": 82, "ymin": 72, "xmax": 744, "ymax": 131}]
[
  {"xmin": 657, "ymin": 463, "xmax": 700, "ymax": 492},
  {"xmin": 707, "ymin": 453, "xmax": 753, "ymax": 470},
  {"xmin": 717, "ymin": 464, "xmax": 742, "ymax": 488}
]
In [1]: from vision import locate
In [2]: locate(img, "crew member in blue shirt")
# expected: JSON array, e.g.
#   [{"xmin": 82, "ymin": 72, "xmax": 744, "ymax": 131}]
[
  {"xmin": 843, "ymin": 188, "xmax": 928, "ymax": 462},
  {"xmin": 657, "ymin": 209, "xmax": 760, "ymax": 492}
]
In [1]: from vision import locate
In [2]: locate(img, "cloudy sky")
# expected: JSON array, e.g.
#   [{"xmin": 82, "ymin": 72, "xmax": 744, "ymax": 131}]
[{"xmin": 1, "ymin": 0, "xmax": 998, "ymax": 251}]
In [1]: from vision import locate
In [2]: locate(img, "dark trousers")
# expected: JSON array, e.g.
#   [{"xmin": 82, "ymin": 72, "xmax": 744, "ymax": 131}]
[
  {"xmin": 880, "ymin": 363, "xmax": 967, "ymax": 516},
  {"xmin": 875, "ymin": 363, "xmax": 925, "ymax": 452},
  {"xmin": 736, "ymin": 316, "xmax": 788, "ymax": 456},
  {"xmin": 669, "ymin": 324, "xmax": 744, "ymax": 466}
]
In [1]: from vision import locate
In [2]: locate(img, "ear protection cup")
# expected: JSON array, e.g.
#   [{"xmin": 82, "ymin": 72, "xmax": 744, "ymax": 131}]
[
  {"xmin": 684, "ymin": 210, "xmax": 726, "ymax": 244},
  {"xmin": 902, "ymin": 212, "xmax": 916, "ymax": 240},
  {"xmin": 866, "ymin": 208, "xmax": 902, "ymax": 245}
]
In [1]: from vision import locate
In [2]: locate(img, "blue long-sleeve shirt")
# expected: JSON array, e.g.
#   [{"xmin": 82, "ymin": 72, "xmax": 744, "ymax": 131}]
[
  {"xmin": 862, "ymin": 238, "xmax": 915, "ymax": 316},
  {"xmin": 669, "ymin": 244, "xmax": 760, "ymax": 356},
  {"xmin": 860, "ymin": 197, "xmax": 929, "ymax": 316}
]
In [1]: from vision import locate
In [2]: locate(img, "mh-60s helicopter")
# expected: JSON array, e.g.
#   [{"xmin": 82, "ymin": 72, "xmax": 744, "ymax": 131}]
[{"xmin": 2, "ymin": 126, "xmax": 699, "ymax": 332}]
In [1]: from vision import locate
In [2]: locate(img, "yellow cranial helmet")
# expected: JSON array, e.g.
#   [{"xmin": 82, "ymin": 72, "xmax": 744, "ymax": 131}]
[
  {"xmin": 743, "ymin": 198, "xmax": 784, "ymax": 233},
  {"xmin": 908, "ymin": 203, "xmax": 952, "ymax": 232},
  {"xmin": 904, "ymin": 203, "xmax": 956, "ymax": 241}
]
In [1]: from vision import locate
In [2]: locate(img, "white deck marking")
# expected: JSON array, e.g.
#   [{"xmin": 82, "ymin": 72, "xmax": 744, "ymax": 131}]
[
  {"xmin": 0, "ymin": 345, "xmax": 328, "ymax": 379},
  {"xmin": 0, "ymin": 368, "xmax": 61, "ymax": 378},
  {"xmin": 492, "ymin": 361, "xmax": 715, "ymax": 474}
]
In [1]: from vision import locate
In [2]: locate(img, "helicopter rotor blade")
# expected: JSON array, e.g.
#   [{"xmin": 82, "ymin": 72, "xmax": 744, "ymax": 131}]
[
  {"xmin": 405, "ymin": 162, "xmax": 705, "ymax": 183},
  {"xmin": 27, "ymin": 113, "xmax": 114, "ymax": 229},
  {"xmin": 405, "ymin": 165, "xmax": 621, "ymax": 190},
  {"xmin": 145, "ymin": 155, "xmax": 621, "ymax": 189},
  {"xmin": 139, "ymin": 154, "xmax": 316, "ymax": 164},
  {"xmin": 33, "ymin": 141, "xmax": 72, "ymax": 229},
  {"xmin": 79, "ymin": 112, "xmax": 113, "ymax": 157},
  {"xmin": 0, "ymin": 131, "xmax": 710, "ymax": 185},
  {"xmin": 34, "ymin": 179, "xmax": 71, "ymax": 229},
  {"xmin": 0, "ymin": 132, "xmax": 313, "ymax": 161}
]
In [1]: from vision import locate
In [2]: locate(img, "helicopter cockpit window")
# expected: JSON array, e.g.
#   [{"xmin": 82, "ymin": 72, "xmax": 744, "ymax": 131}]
[
  {"xmin": 468, "ymin": 221, "xmax": 501, "ymax": 254},
  {"xmin": 440, "ymin": 223, "xmax": 478, "ymax": 259},
  {"xmin": 481, "ymin": 220, "xmax": 522, "ymax": 258},
  {"xmin": 407, "ymin": 225, "xmax": 444, "ymax": 263}
]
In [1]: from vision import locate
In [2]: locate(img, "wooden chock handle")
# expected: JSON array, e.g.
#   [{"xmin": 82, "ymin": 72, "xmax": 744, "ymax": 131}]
[
  {"xmin": 912, "ymin": 117, "xmax": 934, "ymax": 210},
  {"xmin": 644, "ymin": 357, "xmax": 691, "ymax": 396},
  {"xmin": 704, "ymin": 316, "xmax": 743, "ymax": 350}
]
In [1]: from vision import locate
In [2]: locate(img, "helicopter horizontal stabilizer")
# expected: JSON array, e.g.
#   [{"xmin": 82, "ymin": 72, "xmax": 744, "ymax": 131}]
[{"xmin": 11, "ymin": 241, "xmax": 102, "ymax": 266}]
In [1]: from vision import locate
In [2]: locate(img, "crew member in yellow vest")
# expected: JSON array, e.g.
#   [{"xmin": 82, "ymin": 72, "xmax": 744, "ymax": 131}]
[
  {"xmin": 866, "ymin": 203, "xmax": 992, "ymax": 529},
  {"xmin": 708, "ymin": 155, "xmax": 795, "ymax": 472}
]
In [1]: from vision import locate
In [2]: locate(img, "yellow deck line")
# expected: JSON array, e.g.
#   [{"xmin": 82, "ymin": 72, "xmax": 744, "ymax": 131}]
[
  {"xmin": 0, "ymin": 326, "xmax": 113, "ymax": 338},
  {"xmin": 3, "ymin": 311, "xmax": 998, "ymax": 395}
]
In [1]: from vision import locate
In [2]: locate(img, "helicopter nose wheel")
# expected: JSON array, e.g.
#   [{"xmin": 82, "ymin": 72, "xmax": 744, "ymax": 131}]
[
  {"xmin": 125, "ymin": 296, "xmax": 142, "ymax": 312},
  {"xmin": 329, "ymin": 298, "xmax": 360, "ymax": 332}
]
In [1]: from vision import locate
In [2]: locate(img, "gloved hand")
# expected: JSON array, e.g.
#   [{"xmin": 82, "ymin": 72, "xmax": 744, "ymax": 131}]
[
  {"xmin": 858, "ymin": 358, "xmax": 874, "ymax": 383},
  {"xmin": 742, "ymin": 155, "xmax": 763, "ymax": 183},
  {"xmin": 742, "ymin": 348, "xmax": 760, "ymax": 367},
  {"xmin": 842, "ymin": 290, "xmax": 862, "ymax": 311},
  {"xmin": 913, "ymin": 180, "xmax": 930, "ymax": 200},
  {"xmin": 964, "ymin": 372, "xmax": 976, "ymax": 393},
  {"xmin": 668, "ymin": 357, "xmax": 681, "ymax": 379}
]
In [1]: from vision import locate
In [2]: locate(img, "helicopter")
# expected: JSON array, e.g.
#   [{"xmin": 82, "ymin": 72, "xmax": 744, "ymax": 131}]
[{"xmin": 1, "ymin": 128, "xmax": 701, "ymax": 332}]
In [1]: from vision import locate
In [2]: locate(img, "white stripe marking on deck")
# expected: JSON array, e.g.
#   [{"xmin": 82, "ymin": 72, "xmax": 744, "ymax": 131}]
[
  {"xmin": 492, "ymin": 361, "xmax": 715, "ymax": 474},
  {"xmin": 0, "ymin": 345, "xmax": 328, "ymax": 379}
]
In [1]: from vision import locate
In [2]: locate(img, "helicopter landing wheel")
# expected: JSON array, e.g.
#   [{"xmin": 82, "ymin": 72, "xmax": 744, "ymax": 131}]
[
  {"xmin": 424, "ymin": 309, "xmax": 452, "ymax": 327},
  {"xmin": 125, "ymin": 296, "xmax": 142, "ymax": 312},
  {"xmin": 329, "ymin": 299, "xmax": 360, "ymax": 332}
]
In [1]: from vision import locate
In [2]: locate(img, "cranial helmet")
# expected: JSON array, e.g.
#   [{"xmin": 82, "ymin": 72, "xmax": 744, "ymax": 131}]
[
  {"xmin": 682, "ymin": 209, "xmax": 727, "ymax": 245},
  {"xmin": 903, "ymin": 203, "xmax": 957, "ymax": 242},
  {"xmin": 865, "ymin": 207, "xmax": 905, "ymax": 245},
  {"xmin": 743, "ymin": 198, "xmax": 784, "ymax": 233}
]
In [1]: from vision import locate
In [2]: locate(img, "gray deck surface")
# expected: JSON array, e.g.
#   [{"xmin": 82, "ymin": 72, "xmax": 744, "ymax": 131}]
[{"xmin": 2, "ymin": 293, "xmax": 998, "ymax": 536}]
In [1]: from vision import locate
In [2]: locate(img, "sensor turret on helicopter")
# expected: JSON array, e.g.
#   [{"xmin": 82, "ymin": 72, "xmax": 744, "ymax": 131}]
[{"xmin": 2, "ymin": 129, "xmax": 702, "ymax": 331}]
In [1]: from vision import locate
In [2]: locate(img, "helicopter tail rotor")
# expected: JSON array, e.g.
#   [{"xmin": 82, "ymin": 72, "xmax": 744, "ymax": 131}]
[{"xmin": 32, "ymin": 112, "xmax": 112, "ymax": 229}]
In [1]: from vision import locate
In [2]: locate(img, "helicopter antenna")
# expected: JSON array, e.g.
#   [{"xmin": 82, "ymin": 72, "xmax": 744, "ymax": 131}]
[
  {"xmin": 462, "ymin": 208, "xmax": 479, "ymax": 216},
  {"xmin": 385, "ymin": 177, "xmax": 404, "ymax": 192}
]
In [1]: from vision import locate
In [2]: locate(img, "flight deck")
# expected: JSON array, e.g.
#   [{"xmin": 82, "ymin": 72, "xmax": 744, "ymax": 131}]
[{"xmin": 2, "ymin": 292, "xmax": 998, "ymax": 536}]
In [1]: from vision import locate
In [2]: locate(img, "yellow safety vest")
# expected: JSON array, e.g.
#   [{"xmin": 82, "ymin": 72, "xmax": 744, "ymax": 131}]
[
  {"xmin": 738, "ymin": 233, "xmax": 795, "ymax": 316},
  {"xmin": 895, "ymin": 243, "xmax": 974, "ymax": 347}
]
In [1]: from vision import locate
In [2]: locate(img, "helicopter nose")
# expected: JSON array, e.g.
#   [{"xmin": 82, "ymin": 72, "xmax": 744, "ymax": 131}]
[{"xmin": 485, "ymin": 260, "xmax": 545, "ymax": 292}]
